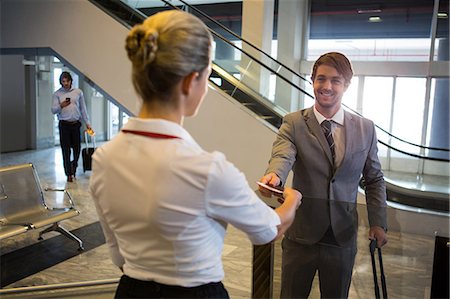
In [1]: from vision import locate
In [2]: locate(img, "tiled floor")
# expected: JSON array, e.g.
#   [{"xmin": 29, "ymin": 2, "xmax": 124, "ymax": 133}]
[{"xmin": 0, "ymin": 146, "xmax": 446, "ymax": 298}]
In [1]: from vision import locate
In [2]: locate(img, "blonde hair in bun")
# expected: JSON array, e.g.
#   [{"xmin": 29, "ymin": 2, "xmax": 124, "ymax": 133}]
[
  {"xmin": 126, "ymin": 27, "xmax": 159, "ymax": 67},
  {"xmin": 125, "ymin": 10, "xmax": 212, "ymax": 105}
]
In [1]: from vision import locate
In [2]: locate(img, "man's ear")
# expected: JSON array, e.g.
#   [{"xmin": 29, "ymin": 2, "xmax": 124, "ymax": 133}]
[
  {"xmin": 181, "ymin": 72, "xmax": 199, "ymax": 96},
  {"xmin": 344, "ymin": 80, "xmax": 351, "ymax": 91}
]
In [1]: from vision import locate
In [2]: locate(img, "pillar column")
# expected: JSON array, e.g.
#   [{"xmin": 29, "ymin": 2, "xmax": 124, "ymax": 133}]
[
  {"xmin": 241, "ymin": 0, "xmax": 274, "ymax": 100},
  {"xmin": 429, "ymin": 38, "xmax": 449, "ymax": 159},
  {"xmin": 35, "ymin": 55, "xmax": 52, "ymax": 149},
  {"xmin": 275, "ymin": 0, "xmax": 310, "ymax": 112}
]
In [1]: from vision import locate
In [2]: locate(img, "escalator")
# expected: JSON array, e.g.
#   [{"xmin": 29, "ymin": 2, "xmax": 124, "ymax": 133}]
[
  {"xmin": 1, "ymin": 0, "xmax": 448, "ymax": 213},
  {"xmin": 90, "ymin": 0, "xmax": 309, "ymax": 129},
  {"xmin": 92, "ymin": 0, "xmax": 450, "ymax": 214}
]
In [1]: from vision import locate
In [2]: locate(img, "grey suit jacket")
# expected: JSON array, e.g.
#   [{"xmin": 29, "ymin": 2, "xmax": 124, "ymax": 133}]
[{"xmin": 266, "ymin": 107, "xmax": 387, "ymax": 247}]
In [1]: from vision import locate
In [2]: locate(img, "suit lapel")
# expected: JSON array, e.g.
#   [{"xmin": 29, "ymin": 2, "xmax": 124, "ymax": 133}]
[
  {"xmin": 341, "ymin": 111, "xmax": 355, "ymax": 168},
  {"xmin": 303, "ymin": 108, "xmax": 334, "ymax": 166}
]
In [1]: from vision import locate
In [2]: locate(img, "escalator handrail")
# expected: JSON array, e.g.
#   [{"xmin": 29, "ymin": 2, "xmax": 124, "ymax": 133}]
[
  {"xmin": 89, "ymin": 0, "xmax": 313, "ymax": 117},
  {"xmin": 148, "ymin": 0, "xmax": 316, "ymax": 99},
  {"xmin": 157, "ymin": 0, "xmax": 450, "ymax": 154},
  {"xmin": 378, "ymin": 139, "xmax": 449, "ymax": 162},
  {"xmin": 92, "ymin": 0, "xmax": 449, "ymax": 160},
  {"xmin": 342, "ymin": 103, "xmax": 450, "ymax": 152},
  {"xmin": 209, "ymin": 28, "xmax": 314, "ymax": 98},
  {"xmin": 94, "ymin": 0, "xmax": 148, "ymax": 27},
  {"xmin": 176, "ymin": 0, "xmax": 311, "ymax": 84}
]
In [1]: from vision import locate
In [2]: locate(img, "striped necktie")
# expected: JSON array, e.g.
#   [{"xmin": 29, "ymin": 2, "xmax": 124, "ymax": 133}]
[{"xmin": 321, "ymin": 120, "xmax": 335, "ymax": 163}]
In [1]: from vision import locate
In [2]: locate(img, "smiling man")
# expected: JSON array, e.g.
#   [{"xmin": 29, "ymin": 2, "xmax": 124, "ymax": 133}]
[{"xmin": 260, "ymin": 52, "xmax": 388, "ymax": 298}]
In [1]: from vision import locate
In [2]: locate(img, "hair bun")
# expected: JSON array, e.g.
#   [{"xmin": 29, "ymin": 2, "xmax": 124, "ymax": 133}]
[
  {"xmin": 143, "ymin": 30, "xmax": 159, "ymax": 64},
  {"xmin": 125, "ymin": 26, "xmax": 159, "ymax": 66},
  {"xmin": 125, "ymin": 26, "xmax": 144, "ymax": 57}
]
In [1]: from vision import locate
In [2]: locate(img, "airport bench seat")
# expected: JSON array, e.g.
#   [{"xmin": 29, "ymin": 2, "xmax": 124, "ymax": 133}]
[{"xmin": 0, "ymin": 163, "xmax": 83, "ymax": 250}]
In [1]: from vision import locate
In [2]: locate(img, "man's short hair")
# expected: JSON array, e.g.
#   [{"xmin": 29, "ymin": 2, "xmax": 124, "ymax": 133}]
[
  {"xmin": 59, "ymin": 71, "xmax": 73, "ymax": 85},
  {"xmin": 311, "ymin": 52, "xmax": 353, "ymax": 85}
]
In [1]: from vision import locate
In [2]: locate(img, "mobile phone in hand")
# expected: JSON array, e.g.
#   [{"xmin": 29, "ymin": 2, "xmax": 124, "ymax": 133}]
[{"xmin": 65, "ymin": 97, "xmax": 71, "ymax": 103}]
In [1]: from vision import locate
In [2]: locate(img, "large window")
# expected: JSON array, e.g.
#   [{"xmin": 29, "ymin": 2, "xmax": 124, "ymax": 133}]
[
  {"xmin": 391, "ymin": 78, "xmax": 426, "ymax": 155},
  {"xmin": 305, "ymin": 0, "xmax": 449, "ymax": 175},
  {"xmin": 343, "ymin": 76, "xmax": 358, "ymax": 111},
  {"xmin": 308, "ymin": 39, "xmax": 434, "ymax": 62},
  {"xmin": 362, "ymin": 77, "xmax": 393, "ymax": 130},
  {"xmin": 108, "ymin": 102, "xmax": 130, "ymax": 139},
  {"xmin": 309, "ymin": 0, "xmax": 448, "ymax": 62}
]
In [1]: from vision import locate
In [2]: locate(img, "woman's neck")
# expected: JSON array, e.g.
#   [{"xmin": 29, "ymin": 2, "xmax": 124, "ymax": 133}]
[{"xmin": 139, "ymin": 103, "xmax": 183, "ymax": 125}]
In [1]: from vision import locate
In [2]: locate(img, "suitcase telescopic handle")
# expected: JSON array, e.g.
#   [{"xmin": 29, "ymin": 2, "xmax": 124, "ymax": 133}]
[
  {"xmin": 370, "ymin": 239, "xmax": 380, "ymax": 298},
  {"xmin": 370, "ymin": 239, "xmax": 388, "ymax": 299},
  {"xmin": 84, "ymin": 130, "xmax": 96, "ymax": 148}
]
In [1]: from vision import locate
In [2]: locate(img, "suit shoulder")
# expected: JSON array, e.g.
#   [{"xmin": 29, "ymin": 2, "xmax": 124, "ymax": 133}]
[
  {"xmin": 345, "ymin": 110, "xmax": 374, "ymax": 126},
  {"xmin": 284, "ymin": 109, "xmax": 309, "ymax": 121}
]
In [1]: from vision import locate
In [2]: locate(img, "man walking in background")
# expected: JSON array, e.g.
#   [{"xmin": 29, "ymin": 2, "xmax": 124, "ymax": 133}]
[{"xmin": 51, "ymin": 71, "xmax": 92, "ymax": 182}]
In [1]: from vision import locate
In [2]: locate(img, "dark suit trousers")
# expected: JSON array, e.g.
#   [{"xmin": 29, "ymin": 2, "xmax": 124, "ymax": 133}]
[
  {"xmin": 115, "ymin": 275, "xmax": 230, "ymax": 298},
  {"xmin": 59, "ymin": 120, "xmax": 81, "ymax": 177},
  {"xmin": 280, "ymin": 236, "xmax": 357, "ymax": 299}
]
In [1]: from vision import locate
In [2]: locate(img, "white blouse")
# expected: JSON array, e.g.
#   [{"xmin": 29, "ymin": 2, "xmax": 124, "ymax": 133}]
[{"xmin": 89, "ymin": 117, "xmax": 280, "ymax": 287}]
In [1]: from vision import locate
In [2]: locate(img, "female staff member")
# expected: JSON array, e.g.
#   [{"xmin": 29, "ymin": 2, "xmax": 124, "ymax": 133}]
[{"xmin": 90, "ymin": 10, "xmax": 301, "ymax": 299}]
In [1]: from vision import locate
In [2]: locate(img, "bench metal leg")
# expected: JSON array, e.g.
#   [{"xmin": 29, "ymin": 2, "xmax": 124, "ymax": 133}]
[{"xmin": 38, "ymin": 222, "xmax": 84, "ymax": 251}]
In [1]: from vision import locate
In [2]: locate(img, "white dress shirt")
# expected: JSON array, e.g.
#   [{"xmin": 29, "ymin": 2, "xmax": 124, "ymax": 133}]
[
  {"xmin": 90, "ymin": 117, "xmax": 280, "ymax": 287},
  {"xmin": 51, "ymin": 87, "xmax": 90, "ymax": 123}
]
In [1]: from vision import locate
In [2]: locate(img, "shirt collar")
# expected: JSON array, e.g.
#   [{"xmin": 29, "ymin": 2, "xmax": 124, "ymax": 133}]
[
  {"xmin": 61, "ymin": 86, "xmax": 73, "ymax": 92},
  {"xmin": 121, "ymin": 117, "xmax": 195, "ymax": 142},
  {"xmin": 313, "ymin": 105, "xmax": 345, "ymax": 126}
]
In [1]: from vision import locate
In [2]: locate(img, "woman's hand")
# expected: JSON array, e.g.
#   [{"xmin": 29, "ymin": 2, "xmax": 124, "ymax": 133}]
[{"xmin": 273, "ymin": 188, "xmax": 302, "ymax": 240}]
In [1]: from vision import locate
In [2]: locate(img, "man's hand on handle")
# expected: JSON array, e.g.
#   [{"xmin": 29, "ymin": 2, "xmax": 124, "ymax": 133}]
[{"xmin": 369, "ymin": 226, "xmax": 388, "ymax": 248}]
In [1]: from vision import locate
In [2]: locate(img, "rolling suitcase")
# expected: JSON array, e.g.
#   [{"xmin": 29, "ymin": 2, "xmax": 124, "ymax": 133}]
[
  {"xmin": 370, "ymin": 239, "xmax": 388, "ymax": 299},
  {"xmin": 82, "ymin": 130, "xmax": 96, "ymax": 172}
]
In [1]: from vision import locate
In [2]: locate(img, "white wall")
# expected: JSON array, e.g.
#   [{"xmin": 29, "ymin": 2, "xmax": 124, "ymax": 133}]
[
  {"xmin": 1, "ymin": 0, "xmax": 137, "ymax": 115},
  {"xmin": 0, "ymin": 55, "xmax": 28, "ymax": 152},
  {"xmin": 185, "ymin": 86, "xmax": 277, "ymax": 185},
  {"xmin": 0, "ymin": 0, "xmax": 278, "ymax": 184}
]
